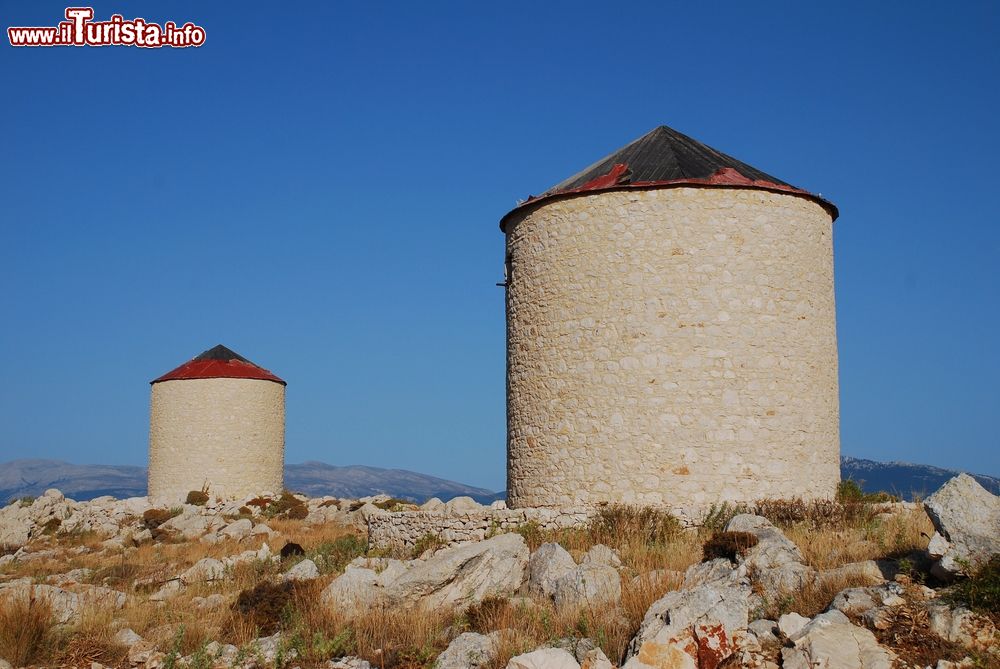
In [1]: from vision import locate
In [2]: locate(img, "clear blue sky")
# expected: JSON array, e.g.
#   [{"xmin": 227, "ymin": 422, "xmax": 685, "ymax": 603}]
[{"xmin": 2, "ymin": 1, "xmax": 997, "ymax": 490}]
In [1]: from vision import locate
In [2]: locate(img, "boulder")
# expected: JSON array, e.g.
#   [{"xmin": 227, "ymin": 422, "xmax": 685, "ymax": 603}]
[
  {"xmin": 724, "ymin": 514, "xmax": 816, "ymax": 595},
  {"xmin": 180, "ymin": 557, "xmax": 225, "ymax": 584},
  {"xmin": 528, "ymin": 543, "xmax": 577, "ymax": 598},
  {"xmin": 923, "ymin": 474, "xmax": 1000, "ymax": 579},
  {"xmin": 385, "ymin": 533, "xmax": 528, "ymax": 609},
  {"xmin": 553, "ymin": 563, "xmax": 622, "ymax": 609},
  {"xmin": 927, "ymin": 604, "xmax": 999, "ymax": 653},
  {"xmin": 434, "ymin": 631, "xmax": 498, "ymax": 669},
  {"xmin": 623, "ymin": 566, "xmax": 750, "ymax": 669},
  {"xmin": 581, "ymin": 544, "xmax": 621, "ymax": 568},
  {"xmin": 114, "ymin": 628, "xmax": 143, "ymax": 647},
  {"xmin": 443, "ymin": 496, "xmax": 483, "ymax": 515},
  {"xmin": 219, "ymin": 518, "xmax": 253, "ymax": 541},
  {"xmin": 321, "ymin": 566, "xmax": 384, "ymax": 611},
  {"xmin": 284, "ymin": 558, "xmax": 320, "ymax": 581},
  {"xmin": 507, "ymin": 648, "xmax": 580, "ymax": 669},
  {"xmin": 781, "ymin": 610, "xmax": 894, "ymax": 669},
  {"xmin": 777, "ymin": 612, "xmax": 810, "ymax": 638},
  {"xmin": 828, "ymin": 583, "xmax": 905, "ymax": 617}
]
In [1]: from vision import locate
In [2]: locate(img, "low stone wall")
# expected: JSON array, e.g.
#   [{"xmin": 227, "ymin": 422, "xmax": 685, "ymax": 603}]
[
  {"xmin": 366, "ymin": 500, "xmax": 923, "ymax": 551},
  {"xmin": 367, "ymin": 507, "xmax": 594, "ymax": 550}
]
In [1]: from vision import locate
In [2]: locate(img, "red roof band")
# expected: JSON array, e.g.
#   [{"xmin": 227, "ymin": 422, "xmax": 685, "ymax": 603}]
[
  {"xmin": 151, "ymin": 345, "xmax": 285, "ymax": 385},
  {"xmin": 499, "ymin": 125, "xmax": 838, "ymax": 230}
]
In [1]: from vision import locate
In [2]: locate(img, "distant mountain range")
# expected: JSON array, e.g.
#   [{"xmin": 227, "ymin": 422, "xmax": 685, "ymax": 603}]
[
  {"xmin": 0, "ymin": 457, "xmax": 995, "ymax": 504},
  {"xmin": 0, "ymin": 459, "xmax": 502, "ymax": 504},
  {"xmin": 840, "ymin": 456, "xmax": 998, "ymax": 499}
]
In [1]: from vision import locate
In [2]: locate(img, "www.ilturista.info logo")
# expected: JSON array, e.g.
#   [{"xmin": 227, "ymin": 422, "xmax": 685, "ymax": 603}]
[{"xmin": 8, "ymin": 7, "xmax": 206, "ymax": 48}]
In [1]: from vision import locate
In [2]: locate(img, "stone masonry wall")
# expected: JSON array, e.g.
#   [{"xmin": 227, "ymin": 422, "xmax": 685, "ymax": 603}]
[
  {"xmin": 149, "ymin": 378, "xmax": 285, "ymax": 504},
  {"xmin": 504, "ymin": 187, "xmax": 840, "ymax": 509},
  {"xmin": 367, "ymin": 507, "xmax": 594, "ymax": 550}
]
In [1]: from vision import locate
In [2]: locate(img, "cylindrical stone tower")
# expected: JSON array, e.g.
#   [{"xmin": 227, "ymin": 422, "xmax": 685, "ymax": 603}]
[
  {"xmin": 500, "ymin": 126, "xmax": 840, "ymax": 511},
  {"xmin": 148, "ymin": 344, "xmax": 285, "ymax": 504}
]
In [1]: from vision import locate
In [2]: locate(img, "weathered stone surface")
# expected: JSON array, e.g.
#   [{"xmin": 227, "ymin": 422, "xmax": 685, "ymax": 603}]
[
  {"xmin": 219, "ymin": 518, "xmax": 253, "ymax": 541},
  {"xmin": 444, "ymin": 496, "xmax": 483, "ymax": 514},
  {"xmin": 781, "ymin": 610, "xmax": 894, "ymax": 669},
  {"xmin": 506, "ymin": 647, "xmax": 580, "ymax": 669},
  {"xmin": 528, "ymin": 542, "xmax": 577, "ymax": 598},
  {"xmin": 579, "ymin": 647, "xmax": 614, "ymax": 669},
  {"xmin": 777, "ymin": 612, "xmax": 810, "ymax": 638},
  {"xmin": 828, "ymin": 583, "xmax": 905, "ymax": 617},
  {"xmin": 624, "ymin": 567, "xmax": 750, "ymax": 669},
  {"xmin": 747, "ymin": 619, "xmax": 779, "ymax": 646},
  {"xmin": 180, "ymin": 557, "xmax": 224, "ymax": 584},
  {"xmin": 321, "ymin": 566, "xmax": 383, "ymax": 611},
  {"xmin": 284, "ymin": 558, "xmax": 319, "ymax": 581},
  {"xmin": 554, "ymin": 563, "xmax": 622, "ymax": 609},
  {"xmin": 923, "ymin": 474, "xmax": 1000, "ymax": 578},
  {"xmin": 114, "ymin": 628, "xmax": 143, "ymax": 647},
  {"xmin": 505, "ymin": 187, "xmax": 840, "ymax": 510},
  {"xmin": 581, "ymin": 544, "xmax": 621, "ymax": 568},
  {"xmin": 435, "ymin": 632, "xmax": 498, "ymax": 669},
  {"xmin": 385, "ymin": 533, "xmax": 528, "ymax": 609},
  {"xmin": 927, "ymin": 604, "xmax": 999, "ymax": 653},
  {"xmin": 724, "ymin": 514, "xmax": 816, "ymax": 595},
  {"xmin": 815, "ymin": 560, "xmax": 889, "ymax": 587}
]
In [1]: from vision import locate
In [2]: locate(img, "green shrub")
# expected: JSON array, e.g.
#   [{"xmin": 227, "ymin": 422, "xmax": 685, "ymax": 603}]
[
  {"xmin": 947, "ymin": 555, "xmax": 1000, "ymax": 614},
  {"xmin": 700, "ymin": 502, "xmax": 749, "ymax": 532},
  {"xmin": 310, "ymin": 534, "xmax": 367, "ymax": 574},
  {"xmin": 263, "ymin": 492, "xmax": 308, "ymax": 520}
]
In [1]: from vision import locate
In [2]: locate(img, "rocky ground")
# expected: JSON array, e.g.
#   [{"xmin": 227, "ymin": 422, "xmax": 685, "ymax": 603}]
[{"xmin": 0, "ymin": 475, "xmax": 996, "ymax": 669}]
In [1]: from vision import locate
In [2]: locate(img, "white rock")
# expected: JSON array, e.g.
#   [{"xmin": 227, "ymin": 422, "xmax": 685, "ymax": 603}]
[
  {"xmin": 553, "ymin": 563, "xmax": 621, "ymax": 609},
  {"xmin": 781, "ymin": 610, "xmax": 894, "ymax": 669},
  {"xmin": 385, "ymin": 532, "xmax": 529, "ymax": 609},
  {"xmin": 725, "ymin": 514, "xmax": 816, "ymax": 595},
  {"xmin": 421, "ymin": 497, "xmax": 445, "ymax": 512},
  {"xmin": 777, "ymin": 612, "xmax": 810, "ymax": 638},
  {"xmin": 180, "ymin": 557, "xmax": 224, "ymax": 584},
  {"xmin": 251, "ymin": 523, "xmax": 276, "ymax": 537},
  {"xmin": 435, "ymin": 631, "xmax": 498, "ymax": 669},
  {"xmin": 923, "ymin": 474, "xmax": 1000, "ymax": 579},
  {"xmin": 220, "ymin": 518, "xmax": 253, "ymax": 541},
  {"xmin": 927, "ymin": 604, "xmax": 999, "ymax": 653},
  {"xmin": 506, "ymin": 648, "xmax": 580, "ymax": 669},
  {"xmin": 624, "ymin": 565, "xmax": 750, "ymax": 669},
  {"xmin": 321, "ymin": 566, "xmax": 383, "ymax": 611},
  {"xmin": 581, "ymin": 544, "xmax": 622, "ymax": 568},
  {"xmin": 114, "ymin": 628, "xmax": 143, "ymax": 647},
  {"xmin": 528, "ymin": 542, "xmax": 577, "ymax": 598},
  {"xmin": 443, "ymin": 496, "xmax": 483, "ymax": 514},
  {"xmin": 284, "ymin": 559, "xmax": 320, "ymax": 581}
]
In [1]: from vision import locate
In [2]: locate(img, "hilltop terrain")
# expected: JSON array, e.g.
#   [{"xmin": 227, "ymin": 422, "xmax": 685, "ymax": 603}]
[{"xmin": 0, "ymin": 474, "xmax": 997, "ymax": 669}]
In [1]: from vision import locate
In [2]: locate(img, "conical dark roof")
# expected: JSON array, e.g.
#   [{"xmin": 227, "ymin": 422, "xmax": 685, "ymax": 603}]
[
  {"xmin": 151, "ymin": 344, "xmax": 285, "ymax": 385},
  {"xmin": 500, "ymin": 125, "xmax": 837, "ymax": 229}
]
